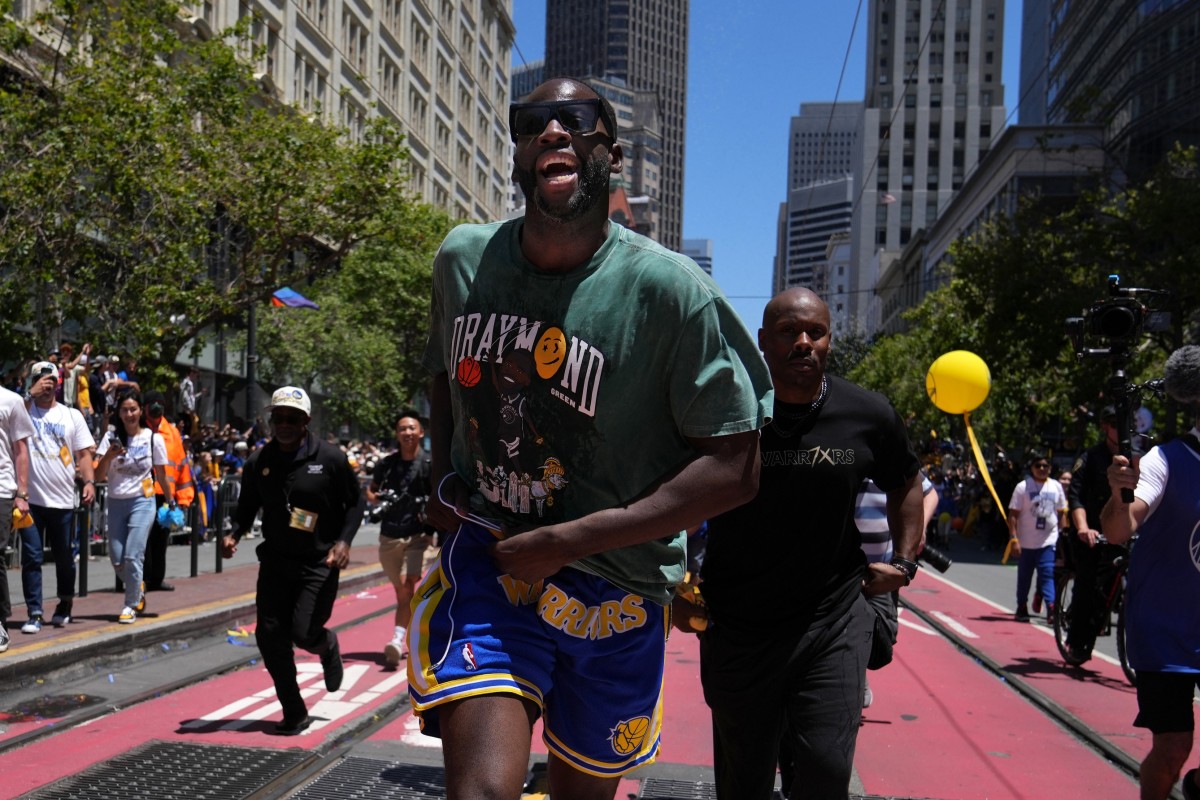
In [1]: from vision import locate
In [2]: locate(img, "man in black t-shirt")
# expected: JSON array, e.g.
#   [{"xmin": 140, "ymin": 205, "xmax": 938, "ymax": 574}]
[
  {"xmin": 367, "ymin": 410, "xmax": 436, "ymax": 667},
  {"xmin": 700, "ymin": 288, "xmax": 924, "ymax": 800}
]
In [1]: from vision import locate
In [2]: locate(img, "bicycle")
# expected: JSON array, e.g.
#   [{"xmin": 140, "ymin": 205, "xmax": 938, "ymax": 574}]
[{"xmin": 1053, "ymin": 535, "xmax": 1136, "ymax": 686}]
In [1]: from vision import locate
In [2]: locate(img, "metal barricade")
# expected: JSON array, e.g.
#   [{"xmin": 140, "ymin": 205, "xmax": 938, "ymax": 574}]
[{"xmin": 211, "ymin": 473, "xmax": 242, "ymax": 575}]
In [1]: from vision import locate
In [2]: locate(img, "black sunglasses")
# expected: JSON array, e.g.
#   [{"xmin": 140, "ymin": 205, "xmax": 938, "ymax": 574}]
[
  {"xmin": 509, "ymin": 99, "xmax": 608, "ymax": 142},
  {"xmin": 1032, "ymin": 462, "xmax": 1051, "ymax": 469},
  {"xmin": 271, "ymin": 411, "xmax": 306, "ymax": 425}
]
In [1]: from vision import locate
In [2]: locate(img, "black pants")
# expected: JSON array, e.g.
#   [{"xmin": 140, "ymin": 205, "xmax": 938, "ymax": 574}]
[
  {"xmin": 142, "ymin": 494, "xmax": 170, "ymax": 589},
  {"xmin": 1065, "ymin": 536, "xmax": 1125, "ymax": 651},
  {"xmin": 701, "ymin": 595, "xmax": 873, "ymax": 800},
  {"xmin": 254, "ymin": 550, "xmax": 340, "ymax": 718},
  {"xmin": 0, "ymin": 496, "xmax": 13, "ymax": 622}
]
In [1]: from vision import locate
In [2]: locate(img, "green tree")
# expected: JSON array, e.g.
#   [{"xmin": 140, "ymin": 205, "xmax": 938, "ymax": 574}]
[
  {"xmin": 0, "ymin": 0, "xmax": 417, "ymax": 384},
  {"xmin": 850, "ymin": 147, "xmax": 1200, "ymax": 452},
  {"xmin": 256, "ymin": 204, "xmax": 457, "ymax": 435}
]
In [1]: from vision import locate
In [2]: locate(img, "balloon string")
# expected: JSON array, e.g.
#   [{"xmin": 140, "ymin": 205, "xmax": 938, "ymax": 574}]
[{"xmin": 963, "ymin": 412, "xmax": 1012, "ymax": 563}]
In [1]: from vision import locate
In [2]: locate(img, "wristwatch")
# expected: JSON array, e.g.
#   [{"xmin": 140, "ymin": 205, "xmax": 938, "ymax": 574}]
[
  {"xmin": 890, "ymin": 556, "xmax": 919, "ymax": 586},
  {"xmin": 15, "ymin": 490, "xmax": 29, "ymax": 500}
]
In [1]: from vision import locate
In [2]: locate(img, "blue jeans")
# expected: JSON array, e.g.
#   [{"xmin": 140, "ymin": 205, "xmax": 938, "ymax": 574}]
[
  {"xmin": 1017, "ymin": 544, "xmax": 1056, "ymax": 609},
  {"xmin": 20, "ymin": 505, "xmax": 77, "ymax": 616},
  {"xmin": 106, "ymin": 495, "xmax": 155, "ymax": 608}
]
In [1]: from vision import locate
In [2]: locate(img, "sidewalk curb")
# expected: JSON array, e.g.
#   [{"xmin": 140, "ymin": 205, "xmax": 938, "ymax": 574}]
[{"xmin": 1, "ymin": 564, "xmax": 387, "ymax": 687}]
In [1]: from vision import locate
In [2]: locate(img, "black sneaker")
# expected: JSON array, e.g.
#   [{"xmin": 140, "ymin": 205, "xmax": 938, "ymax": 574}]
[
  {"xmin": 51, "ymin": 601, "xmax": 73, "ymax": 627},
  {"xmin": 275, "ymin": 714, "xmax": 312, "ymax": 736},
  {"xmin": 1014, "ymin": 604, "xmax": 1031, "ymax": 622},
  {"xmin": 1183, "ymin": 769, "xmax": 1200, "ymax": 800},
  {"xmin": 321, "ymin": 632, "xmax": 343, "ymax": 692},
  {"xmin": 1064, "ymin": 643, "xmax": 1091, "ymax": 665}
]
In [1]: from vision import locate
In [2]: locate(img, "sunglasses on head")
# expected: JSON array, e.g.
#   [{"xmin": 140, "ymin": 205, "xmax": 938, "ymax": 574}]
[{"xmin": 509, "ymin": 98, "xmax": 608, "ymax": 142}]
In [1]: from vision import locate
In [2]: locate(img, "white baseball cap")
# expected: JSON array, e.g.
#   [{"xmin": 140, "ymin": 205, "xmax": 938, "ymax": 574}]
[
  {"xmin": 30, "ymin": 361, "xmax": 59, "ymax": 381},
  {"xmin": 266, "ymin": 386, "xmax": 311, "ymax": 416}
]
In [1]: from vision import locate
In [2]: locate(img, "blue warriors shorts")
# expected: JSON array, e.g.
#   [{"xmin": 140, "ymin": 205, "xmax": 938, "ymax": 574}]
[{"xmin": 407, "ymin": 520, "xmax": 668, "ymax": 777}]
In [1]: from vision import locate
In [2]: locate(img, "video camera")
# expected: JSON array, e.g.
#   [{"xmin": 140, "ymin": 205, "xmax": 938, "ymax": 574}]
[
  {"xmin": 1065, "ymin": 275, "xmax": 1170, "ymax": 501},
  {"xmin": 1066, "ymin": 275, "xmax": 1170, "ymax": 360}
]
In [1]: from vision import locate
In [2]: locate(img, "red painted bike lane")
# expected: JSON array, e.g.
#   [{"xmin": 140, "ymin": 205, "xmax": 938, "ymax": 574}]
[
  {"xmin": 0, "ymin": 583, "xmax": 403, "ymax": 798},
  {"xmin": 905, "ymin": 570, "xmax": 1149, "ymax": 764},
  {"xmin": 852, "ymin": 568, "xmax": 1145, "ymax": 798}
]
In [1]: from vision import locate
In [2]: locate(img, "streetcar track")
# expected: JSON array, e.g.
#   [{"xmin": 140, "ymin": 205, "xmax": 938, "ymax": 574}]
[{"xmin": 899, "ymin": 597, "xmax": 1187, "ymax": 800}]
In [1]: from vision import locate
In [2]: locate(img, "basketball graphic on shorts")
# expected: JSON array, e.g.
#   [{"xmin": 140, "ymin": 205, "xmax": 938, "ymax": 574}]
[
  {"xmin": 610, "ymin": 715, "xmax": 650, "ymax": 756},
  {"xmin": 456, "ymin": 356, "xmax": 482, "ymax": 387}
]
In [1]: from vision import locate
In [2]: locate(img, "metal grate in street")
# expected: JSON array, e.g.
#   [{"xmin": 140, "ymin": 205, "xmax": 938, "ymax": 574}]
[
  {"xmin": 639, "ymin": 778, "xmax": 718, "ymax": 799},
  {"xmin": 290, "ymin": 757, "xmax": 445, "ymax": 800},
  {"xmin": 22, "ymin": 741, "xmax": 308, "ymax": 800}
]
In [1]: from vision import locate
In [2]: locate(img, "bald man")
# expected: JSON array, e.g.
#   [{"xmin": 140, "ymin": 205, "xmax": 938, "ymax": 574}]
[{"xmin": 700, "ymin": 288, "xmax": 925, "ymax": 800}]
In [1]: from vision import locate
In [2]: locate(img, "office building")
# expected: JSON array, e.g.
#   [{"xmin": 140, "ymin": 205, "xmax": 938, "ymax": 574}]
[
  {"xmin": 177, "ymin": 0, "xmax": 516, "ymax": 222},
  {"xmin": 788, "ymin": 102, "xmax": 863, "ymax": 189},
  {"xmin": 544, "ymin": 0, "xmax": 688, "ymax": 251},
  {"xmin": 774, "ymin": 101, "xmax": 860, "ymax": 296},
  {"xmin": 774, "ymin": 176, "xmax": 855, "ymax": 294},
  {"xmin": 682, "ymin": 239, "xmax": 712, "ymax": 275},
  {"xmin": 1043, "ymin": 0, "xmax": 1200, "ymax": 180},
  {"xmin": 850, "ymin": 0, "xmax": 1008, "ymax": 333}
]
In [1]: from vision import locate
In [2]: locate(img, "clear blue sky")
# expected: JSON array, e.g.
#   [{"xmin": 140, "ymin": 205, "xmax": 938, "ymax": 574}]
[{"xmin": 510, "ymin": 1, "xmax": 1024, "ymax": 329}]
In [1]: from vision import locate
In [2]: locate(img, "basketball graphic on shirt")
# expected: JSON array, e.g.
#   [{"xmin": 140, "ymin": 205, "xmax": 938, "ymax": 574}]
[
  {"xmin": 610, "ymin": 715, "xmax": 650, "ymax": 755},
  {"xmin": 456, "ymin": 356, "xmax": 482, "ymax": 388}
]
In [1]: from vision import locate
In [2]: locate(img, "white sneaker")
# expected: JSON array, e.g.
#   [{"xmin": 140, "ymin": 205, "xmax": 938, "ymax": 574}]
[
  {"xmin": 384, "ymin": 639, "xmax": 405, "ymax": 667},
  {"xmin": 21, "ymin": 616, "xmax": 43, "ymax": 634},
  {"xmin": 118, "ymin": 606, "xmax": 137, "ymax": 624}
]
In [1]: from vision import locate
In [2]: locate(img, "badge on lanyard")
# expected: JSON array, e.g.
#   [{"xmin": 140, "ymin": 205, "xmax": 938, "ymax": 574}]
[
  {"xmin": 59, "ymin": 444, "xmax": 72, "ymax": 467},
  {"xmin": 289, "ymin": 506, "xmax": 318, "ymax": 532}
]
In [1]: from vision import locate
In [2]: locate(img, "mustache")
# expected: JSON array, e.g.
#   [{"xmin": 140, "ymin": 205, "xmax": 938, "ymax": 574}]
[{"xmin": 787, "ymin": 351, "xmax": 817, "ymax": 363}]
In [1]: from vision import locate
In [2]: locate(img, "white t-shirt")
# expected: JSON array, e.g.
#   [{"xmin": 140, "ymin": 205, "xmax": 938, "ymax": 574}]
[
  {"xmin": 28, "ymin": 402, "xmax": 96, "ymax": 508},
  {"xmin": 96, "ymin": 427, "xmax": 168, "ymax": 500},
  {"xmin": 1133, "ymin": 426, "xmax": 1200, "ymax": 520},
  {"xmin": 1008, "ymin": 476, "xmax": 1068, "ymax": 549},
  {"xmin": 0, "ymin": 387, "xmax": 37, "ymax": 496}
]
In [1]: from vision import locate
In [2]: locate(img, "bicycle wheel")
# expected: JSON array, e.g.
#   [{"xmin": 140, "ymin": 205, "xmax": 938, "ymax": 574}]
[
  {"xmin": 1054, "ymin": 572, "xmax": 1075, "ymax": 663},
  {"xmin": 1116, "ymin": 576, "xmax": 1137, "ymax": 686}
]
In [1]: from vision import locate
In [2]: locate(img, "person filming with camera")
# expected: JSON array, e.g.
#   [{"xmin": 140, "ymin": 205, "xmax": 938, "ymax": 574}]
[
  {"xmin": 367, "ymin": 410, "xmax": 435, "ymax": 667},
  {"xmin": 1101, "ymin": 344, "xmax": 1200, "ymax": 800}
]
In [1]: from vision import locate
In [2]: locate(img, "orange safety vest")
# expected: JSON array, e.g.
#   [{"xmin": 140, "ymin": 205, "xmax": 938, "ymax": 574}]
[{"xmin": 152, "ymin": 419, "xmax": 195, "ymax": 507}]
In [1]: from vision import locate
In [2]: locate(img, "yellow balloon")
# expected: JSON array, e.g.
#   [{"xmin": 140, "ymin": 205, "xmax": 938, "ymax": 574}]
[{"xmin": 926, "ymin": 351, "xmax": 992, "ymax": 414}]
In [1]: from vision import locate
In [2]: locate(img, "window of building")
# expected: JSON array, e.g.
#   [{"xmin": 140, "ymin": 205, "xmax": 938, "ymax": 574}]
[{"xmin": 302, "ymin": 0, "xmax": 328, "ymax": 33}]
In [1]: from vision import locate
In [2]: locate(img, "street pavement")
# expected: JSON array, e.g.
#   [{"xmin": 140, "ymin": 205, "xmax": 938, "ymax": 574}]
[{"xmin": 0, "ymin": 528, "xmax": 1181, "ymax": 799}]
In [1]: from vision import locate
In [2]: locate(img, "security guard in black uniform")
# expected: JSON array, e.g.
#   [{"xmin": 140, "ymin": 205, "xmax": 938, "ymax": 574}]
[{"xmin": 222, "ymin": 386, "xmax": 366, "ymax": 734}]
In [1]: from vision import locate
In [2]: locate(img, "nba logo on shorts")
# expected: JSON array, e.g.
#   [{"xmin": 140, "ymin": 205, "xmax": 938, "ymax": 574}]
[{"xmin": 461, "ymin": 642, "xmax": 478, "ymax": 671}]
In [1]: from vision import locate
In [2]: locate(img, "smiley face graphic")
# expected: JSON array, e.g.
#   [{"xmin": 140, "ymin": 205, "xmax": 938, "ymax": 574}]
[{"xmin": 535, "ymin": 326, "xmax": 567, "ymax": 379}]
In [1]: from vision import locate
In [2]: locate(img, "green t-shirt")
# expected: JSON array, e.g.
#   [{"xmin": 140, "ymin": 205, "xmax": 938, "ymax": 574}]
[{"xmin": 423, "ymin": 219, "xmax": 773, "ymax": 603}]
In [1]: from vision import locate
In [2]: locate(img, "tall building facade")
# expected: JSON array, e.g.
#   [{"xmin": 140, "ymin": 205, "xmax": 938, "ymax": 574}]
[
  {"xmin": 774, "ymin": 102, "xmax": 861, "ymax": 295},
  {"xmin": 850, "ymin": 0, "xmax": 1007, "ymax": 332},
  {"xmin": 788, "ymin": 102, "xmax": 862, "ymax": 189},
  {"xmin": 774, "ymin": 177, "xmax": 855, "ymax": 294},
  {"xmin": 682, "ymin": 238, "xmax": 712, "ymax": 275},
  {"xmin": 176, "ymin": 0, "xmax": 515, "ymax": 222},
  {"xmin": 543, "ymin": 0, "xmax": 688, "ymax": 252},
  {"xmin": 1043, "ymin": 0, "xmax": 1200, "ymax": 180}
]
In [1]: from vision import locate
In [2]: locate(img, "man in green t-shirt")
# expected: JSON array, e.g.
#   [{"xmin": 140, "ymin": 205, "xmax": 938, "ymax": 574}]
[{"xmin": 410, "ymin": 77, "xmax": 773, "ymax": 800}]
